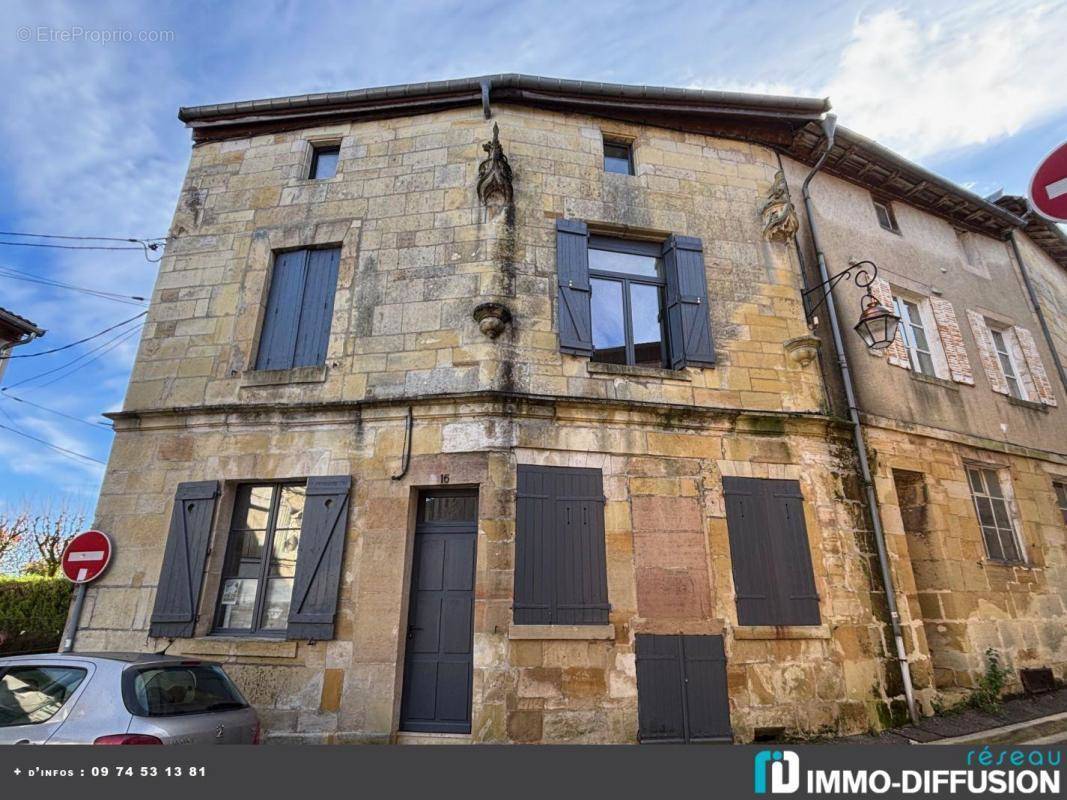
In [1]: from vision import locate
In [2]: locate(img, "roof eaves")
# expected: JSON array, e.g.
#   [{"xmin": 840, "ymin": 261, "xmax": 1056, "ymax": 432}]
[{"xmin": 0, "ymin": 306, "xmax": 44, "ymax": 337}]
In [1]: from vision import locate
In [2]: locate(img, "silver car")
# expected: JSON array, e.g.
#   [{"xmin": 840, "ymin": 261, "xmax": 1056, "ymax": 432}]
[{"xmin": 0, "ymin": 652, "xmax": 259, "ymax": 744}]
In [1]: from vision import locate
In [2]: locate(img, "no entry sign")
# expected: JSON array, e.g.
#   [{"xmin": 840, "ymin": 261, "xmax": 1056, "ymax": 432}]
[
  {"xmin": 1028, "ymin": 141, "xmax": 1067, "ymax": 223},
  {"xmin": 61, "ymin": 530, "xmax": 113, "ymax": 584}
]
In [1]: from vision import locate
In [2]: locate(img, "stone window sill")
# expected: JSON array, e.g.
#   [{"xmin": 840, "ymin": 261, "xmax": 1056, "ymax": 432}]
[
  {"xmin": 168, "ymin": 637, "xmax": 299, "ymax": 659},
  {"xmin": 908, "ymin": 371, "xmax": 959, "ymax": 392},
  {"xmin": 239, "ymin": 364, "xmax": 328, "ymax": 388},
  {"xmin": 1006, "ymin": 395, "xmax": 1048, "ymax": 413},
  {"xmin": 732, "ymin": 624, "xmax": 831, "ymax": 641},
  {"xmin": 586, "ymin": 362, "xmax": 692, "ymax": 381},
  {"xmin": 508, "ymin": 623, "xmax": 615, "ymax": 641}
]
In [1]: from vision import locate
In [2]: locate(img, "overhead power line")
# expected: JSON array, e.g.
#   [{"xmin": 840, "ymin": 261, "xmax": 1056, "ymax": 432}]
[
  {"xmin": 0, "ymin": 421, "xmax": 106, "ymax": 465},
  {"xmin": 0, "ymin": 311, "xmax": 147, "ymax": 359},
  {"xmin": 1, "ymin": 323, "xmax": 144, "ymax": 392},
  {"xmin": 1, "ymin": 393, "xmax": 113, "ymax": 429},
  {"xmin": 0, "ymin": 265, "xmax": 148, "ymax": 306},
  {"xmin": 0, "ymin": 230, "xmax": 167, "ymax": 243}
]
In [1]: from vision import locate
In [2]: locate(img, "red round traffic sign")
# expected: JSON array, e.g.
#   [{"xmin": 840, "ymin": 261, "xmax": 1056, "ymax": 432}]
[
  {"xmin": 1028, "ymin": 141, "xmax": 1067, "ymax": 223},
  {"xmin": 61, "ymin": 530, "xmax": 113, "ymax": 584}
]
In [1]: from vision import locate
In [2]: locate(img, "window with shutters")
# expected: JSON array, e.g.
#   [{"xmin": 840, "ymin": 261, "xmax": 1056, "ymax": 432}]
[
  {"xmin": 254, "ymin": 247, "xmax": 340, "ymax": 372},
  {"xmin": 1053, "ymin": 481, "xmax": 1067, "ymax": 526},
  {"xmin": 513, "ymin": 465, "xmax": 609, "ymax": 625},
  {"xmin": 873, "ymin": 198, "xmax": 900, "ymax": 233},
  {"xmin": 214, "ymin": 483, "xmax": 306, "ymax": 635},
  {"xmin": 890, "ymin": 292, "xmax": 950, "ymax": 378},
  {"xmin": 555, "ymin": 219, "xmax": 715, "ymax": 370},
  {"xmin": 988, "ymin": 326, "xmax": 1029, "ymax": 401},
  {"xmin": 966, "ymin": 466, "xmax": 1025, "ymax": 564},
  {"xmin": 722, "ymin": 477, "xmax": 820, "ymax": 626}
]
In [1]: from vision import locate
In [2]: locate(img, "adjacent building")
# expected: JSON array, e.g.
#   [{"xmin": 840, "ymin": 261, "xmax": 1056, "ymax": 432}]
[
  {"xmin": 73, "ymin": 75, "xmax": 1067, "ymax": 743},
  {"xmin": 0, "ymin": 307, "xmax": 44, "ymax": 383}
]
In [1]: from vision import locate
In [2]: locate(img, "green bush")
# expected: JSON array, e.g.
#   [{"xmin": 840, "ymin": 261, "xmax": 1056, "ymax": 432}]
[{"xmin": 0, "ymin": 577, "xmax": 73, "ymax": 655}]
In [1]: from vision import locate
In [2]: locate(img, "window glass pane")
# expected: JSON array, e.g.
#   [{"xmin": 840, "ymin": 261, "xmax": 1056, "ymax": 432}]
[
  {"xmin": 982, "ymin": 526, "xmax": 1005, "ymax": 562},
  {"xmin": 217, "ymin": 528, "xmax": 266, "ymax": 630},
  {"xmin": 983, "ymin": 470, "xmax": 1003, "ymax": 497},
  {"xmin": 590, "ymin": 278, "xmax": 626, "ymax": 364},
  {"xmin": 974, "ymin": 496, "xmax": 996, "ymax": 528},
  {"xmin": 261, "ymin": 578, "xmax": 294, "ymax": 630},
  {"xmin": 128, "ymin": 666, "xmax": 245, "ymax": 717},
  {"xmin": 999, "ymin": 531, "xmax": 1021, "ymax": 563},
  {"xmin": 589, "ymin": 248, "xmax": 661, "ymax": 278},
  {"xmin": 420, "ymin": 493, "xmax": 478, "ymax": 523},
  {"xmin": 0, "ymin": 667, "xmax": 86, "ymax": 727},
  {"xmin": 990, "ymin": 498, "xmax": 1012, "ymax": 531},
  {"xmin": 311, "ymin": 147, "xmax": 339, "ymax": 179},
  {"xmin": 275, "ymin": 485, "xmax": 305, "ymax": 531},
  {"xmin": 630, "ymin": 283, "xmax": 664, "ymax": 367},
  {"xmin": 603, "ymin": 142, "xmax": 632, "ymax": 175},
  {"xmin": 916, "ymin": 351, "xmax": 936, "ymax": 375},
  {"xmin": 967, "ymin": 468, "xmax": 983, "ymax": 493}
]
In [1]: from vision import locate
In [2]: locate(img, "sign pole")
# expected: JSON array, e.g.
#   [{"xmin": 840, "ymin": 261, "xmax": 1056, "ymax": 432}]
[{"xmin": 60, "ymin": 583, "xmax": 87, "ymax": 653}]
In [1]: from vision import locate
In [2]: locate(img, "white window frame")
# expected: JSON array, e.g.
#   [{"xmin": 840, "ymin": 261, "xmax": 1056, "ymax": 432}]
[
  {"xmin": 966, "ymin": 464, "xmax": 1026, "ymax": 565},
  {"xmin": 892, "ymin": 292, "xmax": 948, "ymax": 378},
  {"xmin": 988, "ymin": 325, "xmax": 1028, "ymax": 400}
]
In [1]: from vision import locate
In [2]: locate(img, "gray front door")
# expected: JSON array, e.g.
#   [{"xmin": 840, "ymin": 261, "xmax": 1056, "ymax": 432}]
[{"xmin": 399, "ymin": 490, "xmax": 477, "ymax": 733}]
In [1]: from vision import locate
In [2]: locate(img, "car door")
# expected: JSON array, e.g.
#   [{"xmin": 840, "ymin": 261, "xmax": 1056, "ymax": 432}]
[{"xmin": 0, "ymin": 661, "xmax": 94, "ymax": 744}]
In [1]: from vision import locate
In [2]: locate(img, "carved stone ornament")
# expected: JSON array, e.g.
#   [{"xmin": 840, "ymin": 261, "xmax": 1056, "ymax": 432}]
[
  {"xmin": 473, "ymin": 302, "xmax": 512, "ymax": 338},
  {"xmin": 476, "ymin": 123, "xmax": 514, "ymax": 207},
  {"xmin": 758, "ymin": 171, "xmax": 799, "ymax": 241},
  {"xmin": 784, "ymin": 334, "xmax": 821, "ymax": 368}
]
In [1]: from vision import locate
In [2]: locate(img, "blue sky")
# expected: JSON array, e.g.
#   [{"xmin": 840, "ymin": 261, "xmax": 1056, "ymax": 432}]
[{"xmin": 1, "ymin": 0, "xmax": 1065, "ymax": 511}]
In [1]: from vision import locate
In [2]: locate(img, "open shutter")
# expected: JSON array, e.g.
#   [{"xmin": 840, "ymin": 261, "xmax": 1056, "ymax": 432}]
[
  {"xmin": 287, "ymin": 475, "xmax": 351, "ymax": 640},
  {"xmin": 967, "ymin": 310, "xmax": 1010, "ymax": 394},
  {"xmin": 556, "ymin": 219, "xmax": 593, "ymax": 355},
  {"xmin": 766, "ymin": 480, "xmax": 820, "ymax": 626},
  {"xmin": 930, "ymin": 297, "xmax": 974, "ymax": 385},
  {"xmin": 553, "ymin": 467, "xmax": 609, "ymax": 625},
  {"xmin": 1015, "ymin": 326, "xmax": 1058, "ymax": 406},
  {"xmin": 149, "ymin": 481, "xmax": 219, "ymax": 638},
  {"xmin": 293, "ymin": 247, "xmax": 341, "ymax": 368},
  {"xmin": 722, "ymin": 477, "xmax": 777, "ymax": 626},
  {"xmin": 871, "ymin": 279, "xmax": 910, "ymax": 368},
  {"xmin": 255, "ymin": 250, "xmax": 308, "ymax": 371},
  {"xmin": 662, "ymin": 235, "xmax": 715, "ymax": 368}
]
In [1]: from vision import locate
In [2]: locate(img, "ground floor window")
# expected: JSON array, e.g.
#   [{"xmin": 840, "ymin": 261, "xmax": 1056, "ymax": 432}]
[
  {"xmin": 966, "ymin": 466, "xmax": 1024, "ymax": 564},
  {"xmin": 1053, "ymin": 481, "xmax": 1067, "ymax": 526}
]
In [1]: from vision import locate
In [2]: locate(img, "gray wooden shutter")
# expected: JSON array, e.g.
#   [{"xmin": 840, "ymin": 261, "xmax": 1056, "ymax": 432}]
[
  {"xmin": 556, "ymin": 219, "xmax": 593, "ymax": 355},
  {"xmin": 287, "ymin": 475, "xmax": 351, "ymax": 640},
  {"xmin": 514, "ymin": 465, "xmax": 608, "ymax": 625},
  {"xmin": 636, "ymin": 634, "xmax": 732, "ymax": 743},
  {"xmin": 662, "ymin": 235, "xmax": 715, "ymax": 368},
  {"xmin": 255, "ymin": 249, "xmax": 308, "ymax": 371},
  {"xmin": 149, "ymin": 481, "xmax": 219, "ymax": 638},
  {"xmin": 722, "ymin": 477, "xmax": 778, "ymax": 626},
  {"xmin": 722, "ymin": 477, "xmax": 820, "ymax": 626},
  {"xmin": 293, "ymin": 247, "xmax": 340, "ymax": 368},
  {"xmin": 680, "ymin": 635, "xmax": 732, "ymax": 742}
]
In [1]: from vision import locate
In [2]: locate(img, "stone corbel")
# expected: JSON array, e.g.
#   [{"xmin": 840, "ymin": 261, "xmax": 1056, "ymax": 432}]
[
  {"xmin": 758, "ymin": 171, "xmax": 799, "ymax": 241},
  {"xmin": 473, "ymin": 301, "xmax": 512, "ymax": 338},
  {"xmin": 784, "ymin": 334, "xmax": 821, "ymax": 367}
]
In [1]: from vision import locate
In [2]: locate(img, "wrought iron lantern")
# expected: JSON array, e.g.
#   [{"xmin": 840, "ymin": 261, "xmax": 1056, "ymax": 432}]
[{"xmin": 803, "ymin": 259, "xmax": 900, "ymax": 351}]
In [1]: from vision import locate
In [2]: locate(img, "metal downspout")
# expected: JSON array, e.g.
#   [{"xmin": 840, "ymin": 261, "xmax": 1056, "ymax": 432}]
[
  {"xmin": 799, "ymin": 115, "xmax": 920, "ymax": 724},
  {"xmin": 1008, "ymin": 228, "xmax": 1067, "ymax": 397}
]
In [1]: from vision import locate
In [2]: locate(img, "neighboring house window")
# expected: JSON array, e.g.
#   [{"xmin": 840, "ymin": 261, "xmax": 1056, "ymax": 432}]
[
  {"xmin": 873, "ymin": 199, "xmax": 899, "ymax": 233},
  {"xmin": 555, "ymin": 219, "xmax": 716, "ymax": 369},
  {"xmin": 589, "ymin": 237, "xmax": 668, "ymax": 367},
  {"xmin": 308, "ymin": 144, "xmax": 340, "ymax": 179},
  {"xmin": 215, "ymin": 483, "xmax": 306, "ymax": 635},
  {"xmin": 722, "ymin": 477, "xmax": 821, "ymax": 626},
  {"xmin": 989, "ymin": 327, "xmax": 1026, "ymax": 400},
  {"xmin": 966, "ymin": 466, "xmax": 1024, "ymax": 564},
  {"xmin": 255, "ymin": 247, "xmax": 341, "ymax": 371},
  {"xmin": 1054, "ymin": 481, "xmax": 1067, "ymax": 526},
  {"xmin": 603, "ymin": 138, "xmax": 634, "ymax": 175},
  {"xmin": 893, "ymin": 295, "xmax": 936, "ymax": 376},
  {"xmin": 513, "ymin": 465, "xmax": 609, "ymax": 625}
]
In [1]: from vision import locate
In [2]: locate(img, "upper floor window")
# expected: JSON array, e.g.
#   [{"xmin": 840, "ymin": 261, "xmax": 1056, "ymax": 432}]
[
  {"xmin": 603, "ymin": 138, "xmax": 634, "ymax": 175},
  {"xmin": 989, "ymin": 327, "xmax": 1026, "ymax": 400},
  {"xmin": 309, "ymin": 144, "xmax": 340, "ymax": 180},
  {"xmin": 1054, "ymin": 481, "xmax": 1067, "ymax": 526},
  {"xmin": 893, "ymin": 295, "xmax": 936, "ymax": 376},
  {"xmin": 873, "ymin": 199, "xmax": 900, "ymax": 233},
  {"xmin": 215, "ymin": 483, "xmax": 306, "ymax": 635},
  {"xmin": 255, "ymin": 247, "xmax": 341, "ymax": 371},
  {"xmin": 966, "ymin": 466, "xmax": 1024, "ymax": 564},
  {"xmin": 589, "ymin": 238, "xmax": 667, "ymax": 367}
]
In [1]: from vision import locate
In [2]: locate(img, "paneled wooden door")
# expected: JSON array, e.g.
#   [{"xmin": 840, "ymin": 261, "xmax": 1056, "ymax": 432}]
[{"xmin": 399, "ymin": 489, "xmax": 478, "ymax": 733}]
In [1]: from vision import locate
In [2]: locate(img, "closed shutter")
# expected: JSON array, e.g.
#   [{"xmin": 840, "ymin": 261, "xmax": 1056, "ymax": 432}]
[
  {"xmin": 293, "ymin": 248, "xmax": 341, "ymax": 368},
  {"xmin": 870, "ymin": 278, "xmax": 910, "ymax": 367},
  {"xmin": 149, "ymin": 481, "xmax": 219, "ymax": 638},
  {"xmin": 514, "ymin": 465, "xmax": 609, "ymax": 625},
  {"xmin": 967, "ymin": 310, "xmax": 1010, "ymax": 394},
  {"xmin": 1015, "ymin": 326, "xmax": 1058, "ymax": 406},
  {"xmin": 636, "ymin": 634, "xmax": 732, "ymax": 743},
  {"xmin": 722, "ymin": 477, "xmax": 820, "ymax": 626},
  {"xmin": 286, "ymin": 475, "xmax": 351, "ymax": 640},
  {"xmin": 930, "ymin": 297, "xmax": 974, "ymax": 385},
  {"xmin": 255, "ymin": 250, "xmax": 307, "ymax": 371},
  {"xmin": 662, "ymin": 235, "xmax": 715, "ymax": 368},
  {"xmin": 556, "ymin": 219, "xmax": 593, "ymax": 355}
]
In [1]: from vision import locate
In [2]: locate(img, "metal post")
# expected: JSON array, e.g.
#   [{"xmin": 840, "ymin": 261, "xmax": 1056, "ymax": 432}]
[{"xmin": 60, "ymin": 583, "xmax": 86, "ymax": 653}]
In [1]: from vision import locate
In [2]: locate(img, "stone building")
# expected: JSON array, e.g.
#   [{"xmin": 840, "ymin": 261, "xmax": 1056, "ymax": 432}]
[{"xmin": 73, "ymin": 75, "xmax": 1067, "ymax": 743}]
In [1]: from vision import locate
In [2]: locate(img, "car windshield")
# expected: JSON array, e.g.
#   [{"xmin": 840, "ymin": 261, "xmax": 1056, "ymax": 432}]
[
  {"xmin": 125, "ymin": 665, "xmax": 247, "ymax": 717},
  {"xmin": 0, "ymin": 666, "xmax": 87, "ymax": 727}
]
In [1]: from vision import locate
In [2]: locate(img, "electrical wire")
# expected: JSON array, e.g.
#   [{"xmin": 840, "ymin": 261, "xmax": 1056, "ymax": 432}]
[
  {"xmin": 0, "ymin": 311, "xmax": 146, "ymax": 359},
  {"xmin": 0, "ymin": 421, "xmax": 106, "ymax": 465},
  {"xmin": 2, "ymin": 324, "xmax": 144, "ymax": 393},
  {"xmin": 1, "ymin": 393, "xmax": 113, "ymax": 430},
  {"xmin": 0, "ymin": 266, "xmax": 147, "ymax": 306},
  {"xmin": 0, "ymin": 231, "xmax": 168, "ymax": 262},
  {"xmin": 0, "ymin": 231, "xmax": 166, "ymax": 243}
]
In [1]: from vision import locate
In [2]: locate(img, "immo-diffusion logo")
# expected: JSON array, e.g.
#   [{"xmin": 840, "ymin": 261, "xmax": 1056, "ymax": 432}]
[{"xmin": 754, "ymin": 750, "xmax": 801, "ymax": 794}]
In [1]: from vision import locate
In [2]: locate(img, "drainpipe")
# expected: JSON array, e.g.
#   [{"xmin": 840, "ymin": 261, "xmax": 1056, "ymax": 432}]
[
  {"xmin": 1007, "ymin": 226, "xmax": 1067, "ymax": 397},
  {"xmin": 799, "ymin": 114, "xmax": 920, "ymax": 725}
]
